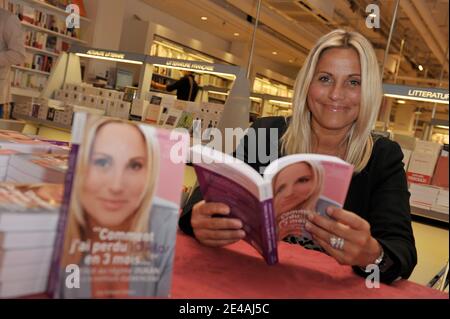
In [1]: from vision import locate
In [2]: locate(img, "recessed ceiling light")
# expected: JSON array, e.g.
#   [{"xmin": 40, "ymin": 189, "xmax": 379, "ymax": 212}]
[
  {"xmin": 201, "ymin": 16, "xmax": 208, "ymax": 21},
  {"xmin": 418, "ymin": 64, "xmax": 424, "ymax": 71},
  {"xmin": 289, "ymin": 59, "xmax": 293, "ymax": 63},
  {"xmin": 272, "ymin": 51, "xmax": 278, "ymax": 55},
  {"xmin": 233, "ymin": 32, "xmax": 239, "ymax": 37}
]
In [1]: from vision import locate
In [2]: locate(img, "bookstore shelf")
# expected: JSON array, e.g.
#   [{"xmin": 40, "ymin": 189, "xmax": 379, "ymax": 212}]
[
  {"xmin": 150, "ymin": 88, "xmax": 176, "ymax": 96},
  {"xmin": 21, "ymin": 0, "xmax": 91, "ymax": 22},
  {"xmin": 12, "ymin": 65, "xmax": 50, "ymax": 76},
  {"xmin": 411, "ymin": 205, "xmax": 449, "ymax": 223},
  {"xmin": 20, "ymin": 22, "xmax": 87, "ymax": 45},
  {"xmin": 203, "ymin": 85, "xmax": 229, "ymax": 94},
  {"xmin": 13, "ymin": 114, "xmax": 72, "ymax": 132},
  {"xmin": 11, "ymin": 87, "xmax": 40, "ymax": 98},
  {"xmin": 153, "ymin": 73, "xmax": 176, "ymax": 81},
  {"xmin": 25, "ymin": 46, "xmax": 59, "ymax": 58}
]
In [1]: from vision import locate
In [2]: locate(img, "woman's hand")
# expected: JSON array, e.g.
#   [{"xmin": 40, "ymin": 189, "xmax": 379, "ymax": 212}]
[
  {"xmin": 305, "ymin": 207, "xmax": 382, "ymax": 268},
  {"xmin": 191, "ymin": 200, "xmax": 246, "ymax": 247}
]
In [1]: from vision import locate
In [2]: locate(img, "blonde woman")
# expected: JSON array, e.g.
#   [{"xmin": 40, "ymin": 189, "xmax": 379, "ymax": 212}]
[
  {"xmin": 180, "ymin": 29, "xmax": 417, "ymax": 284},
  {"xmin": 59, "ymin": 117, "xmax": 178, "ymax": 298}
]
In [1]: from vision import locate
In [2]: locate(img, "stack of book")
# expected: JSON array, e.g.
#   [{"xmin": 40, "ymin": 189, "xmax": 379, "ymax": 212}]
[
  {"xmin": 407, "ymin": 140, "xmax": 442, "ymax": 185},
  {"xmin": 10, "ymin": 69, "xmax": 48, "ymax": 91},
  {"xmin": 0, "ymin": 183, "xmax": 62, "ymax": 298},
  {"xmin": 432, "ymin": 188, "xmax": 449, "ymax": 214},
  {"xmin": 19, "ymin": 52, "xmax": 54, "ymax": 73},
  {"xmin": 0, "ymin": 149, "xmax": 20, "ymax": 181},
  {"xmin": 5, "ymin": 153, "xmax": 68, "ymax": 184},
  {"xmin": 409, "ymin": 183, "xmax": 440, "ymax": 209},
  {"xmin": 0, "ymin": 129, "xmax": 68, "ymax": 155},
  {"xmin": 25, "ymin": 30, "xmax": 68, "ymax": 54}
]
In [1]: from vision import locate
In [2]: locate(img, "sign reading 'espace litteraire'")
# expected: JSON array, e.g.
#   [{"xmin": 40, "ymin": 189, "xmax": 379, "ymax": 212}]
[{"xmin": 86, "ymin": 50, "xmax": 125, "ymax": 60}]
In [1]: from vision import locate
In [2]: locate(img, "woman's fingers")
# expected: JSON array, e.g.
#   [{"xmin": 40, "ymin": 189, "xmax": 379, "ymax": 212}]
[
  {"xmin": 306, "ymin": 212, "xmax": 352, "ymax": 241},
  {"xmin": 192, "ymin": 201, "xmax": 243, "ymax": 230},
  {"xmin": 310, "ymin": 235, "xmax": 346, "ymax": 264},
  {"xmin": 325, "ymin": 207, "xmax": 370, "ymax": 231},
  {"xmin": 191, "ymin": 200, "xmax": 246, "ymax": 247},
  {"xmin": 196, "ymin": 201, "xmax": 231, "ymax": 216},
  {"xmin": 306, "ymin": 210, "xmax": 382, "ymax": 266},
  {"xmin": 307, "ymin": 209, "xmax": 371, "ymax": 247}
]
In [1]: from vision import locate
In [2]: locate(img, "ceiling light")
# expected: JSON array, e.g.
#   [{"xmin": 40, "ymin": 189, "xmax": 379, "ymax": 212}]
[
  {"xmin": 418, "ymin": 64, "xmax": 424, "ymax": 71},
  {"xmin": 397, "ymin": 100, "xmax": 406, "ymax": 104},
  {"xmin": 233, "ymin": 32, "xmax": 239, "ymax": 37},
  {"xmin": 272, "ymin": 51, "xmax": 278, "ymax": 55},
  {"xmin": 201, "ymin": 16, "xmax": 208, "ymax": 21},
  {"xmin": 289, "ymin": 59, "xmax": 293, "ymax": 63}
]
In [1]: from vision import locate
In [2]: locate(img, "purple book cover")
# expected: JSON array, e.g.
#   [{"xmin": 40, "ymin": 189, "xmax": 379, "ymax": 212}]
[
  {"xmin": 194, "ymin": 165, "xmax": 278, "ymax": 265},
  {"xmin": 47, "ymin": 144, "xmax": 79, "ymax": 297}
]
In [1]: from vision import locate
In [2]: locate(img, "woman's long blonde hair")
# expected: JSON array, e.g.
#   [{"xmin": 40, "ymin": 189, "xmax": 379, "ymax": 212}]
[
  {"xmin": 281, "ymin": 29, "xmax": 382, "ymax": 173},
  {"xmin": 62, "ymin": 117, "xmax": 160, "ymax": 266}
]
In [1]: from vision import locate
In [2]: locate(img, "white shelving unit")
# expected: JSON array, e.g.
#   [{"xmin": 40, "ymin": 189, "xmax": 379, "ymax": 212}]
[
  {"xmin": 11, "ymin": 86, "xmax": 40, "ymax": 98},
  {"xmin": 11, "ymin": 65, "xmax": 50, "ymax": 76},
  {"xmin": 20, "ymin": 22, "xmax": 87, "ymax": 45},
  {"xmin": 21, "ymin": 0, "xmax": 91, "ymax": 23},
  {"xmin": 2, "ymin": 0, "xmax": 91, "ymax": 100},
  {"xmin": 13, "ymin": 114, "xmax": 71, "ymax": 132},
  {"xmin": 411, "ymin": 205, "xmax": 449, "ymax": 223},
  {"xmin": 25, "ymin": 45, "xmax": 60, "ymax": 58}
]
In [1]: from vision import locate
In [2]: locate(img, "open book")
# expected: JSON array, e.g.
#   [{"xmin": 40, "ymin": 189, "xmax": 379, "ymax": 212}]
[{"xmin": 190, "ymin": 145, "xmax": 354, "ymax": 265}]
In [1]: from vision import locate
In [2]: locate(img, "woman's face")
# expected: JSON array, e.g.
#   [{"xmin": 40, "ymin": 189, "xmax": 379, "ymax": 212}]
[
  {"xmin": 307, "ymin": 48, "xmax": 361, "ymax": 133},
  {"xmin": 273, "ymin": 162, "xmax": 315, "ymax": 214},
  {"xmin": 80, "ymin": 123, "xmax": 149, "ymax": 229}
]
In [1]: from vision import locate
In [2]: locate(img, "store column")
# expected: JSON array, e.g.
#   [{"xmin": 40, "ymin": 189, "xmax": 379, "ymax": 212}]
[
  {"xmin": 230, "ymin": 40, "xmax": 255, "ymax": 83},
  {"xmin": 83, "ymin": 0, "xmax": 127, "ymax": 80}
]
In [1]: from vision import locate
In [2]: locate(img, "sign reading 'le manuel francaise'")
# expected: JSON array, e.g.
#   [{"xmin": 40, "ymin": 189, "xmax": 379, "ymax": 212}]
[
  {"xmin": 383, "ymin": 83, "xmax": 449, "ymax": 104},
  {"xmin": 165, "ymin": 60, "xmax": 214, "ymax": 72}
]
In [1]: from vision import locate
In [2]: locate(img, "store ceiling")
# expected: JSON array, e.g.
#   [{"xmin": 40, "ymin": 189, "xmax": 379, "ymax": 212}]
[{"xmin": 141, "ymin": 0, "xmax": 449, "ymax": 88}]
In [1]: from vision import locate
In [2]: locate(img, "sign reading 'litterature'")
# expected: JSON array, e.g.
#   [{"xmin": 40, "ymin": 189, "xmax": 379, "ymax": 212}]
[{"xmin": 383, "ymin": 83, "xmax": 449, "ymax": 104}]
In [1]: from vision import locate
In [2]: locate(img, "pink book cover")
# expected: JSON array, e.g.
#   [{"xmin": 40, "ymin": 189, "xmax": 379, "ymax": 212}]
[
  {"xmin": 47, "ymin": 113, "xmax": 189, "ymax": 299},
  {"xmin": 266, "ymin": 156, "xmax": 354, "ymax": 243}
]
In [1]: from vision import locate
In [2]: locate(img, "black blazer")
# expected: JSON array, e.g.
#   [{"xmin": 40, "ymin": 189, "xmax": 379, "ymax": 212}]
[{"xmin": 179, "ymin": 116, "xmax": 417, "ymax": 284}]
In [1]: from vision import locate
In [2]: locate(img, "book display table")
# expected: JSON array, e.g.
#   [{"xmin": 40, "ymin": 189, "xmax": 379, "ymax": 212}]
[
  {"xmin": 23, "ymin": 232, "xmax": 447, "ymax": 299},
  {"xmin": 171, "ymin": 233, "xmax": 447, "ymax": 299}
]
